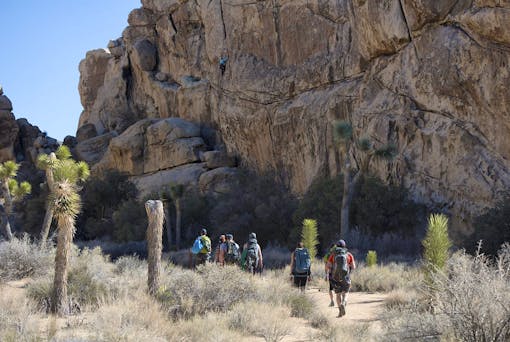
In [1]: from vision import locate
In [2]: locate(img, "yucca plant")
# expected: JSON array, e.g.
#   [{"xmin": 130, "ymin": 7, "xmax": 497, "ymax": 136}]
[
  {"xmin": 301, "ymin": 219, "xmax": 319, "ymax": 260},
  {"xmin": 365, "ymin": 250, "xmax": 377, "ymax": 267},
  {"xmin": 333, "ymin": 120, "xmax": 397, "ymax": 238},
  {"xmin": 50, "ymin": 180, "xmax": 81, "ymax": 315},
  {"xmin": 0, "ymin": 160, "xmax": 31, "ymax": 240},
  {"xmin": 37, "ymin": 145, "xmax": 89, "ymax": 245},
  {"xmin": 422, "ymin": 213, "xmax": 451, "ymax": 283}
]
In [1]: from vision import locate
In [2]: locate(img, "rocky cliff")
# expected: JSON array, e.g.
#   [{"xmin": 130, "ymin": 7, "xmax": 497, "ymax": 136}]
[{"xmin": 76, "ymin": 0, "xmax": 510, "ymax": 234}]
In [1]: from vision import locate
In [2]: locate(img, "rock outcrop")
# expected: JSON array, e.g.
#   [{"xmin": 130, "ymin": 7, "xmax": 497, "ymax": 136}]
[{"xmin": 76, "ymin": 0, "xmax": 510, "ymax": 234}]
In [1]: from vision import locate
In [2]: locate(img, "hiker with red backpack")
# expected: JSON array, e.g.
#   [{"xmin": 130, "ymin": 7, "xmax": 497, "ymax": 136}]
[
  {"xmin": 290, "ymin": 242, "xmax": 311, "ymax": 292},
  {"xmin": 326, "ymin": 239, "xmax": 356, "ymax": 317}
]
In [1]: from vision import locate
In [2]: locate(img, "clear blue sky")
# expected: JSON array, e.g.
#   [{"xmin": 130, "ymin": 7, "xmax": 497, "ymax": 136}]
[{"xmin": 0, "ymin": 0, "xmax": 140, "ymax": 141}]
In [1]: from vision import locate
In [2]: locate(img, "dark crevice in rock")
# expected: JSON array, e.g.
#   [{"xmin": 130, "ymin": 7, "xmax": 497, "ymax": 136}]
[
  {"xmin": 219, "ymin": 0, "xmax": 227, "ymax": 41},
  {"xmin": 397, "ymin": 0, "xmax": 413, "ymax": 41},
  {"xmin": 169, "ymin": 14, "xmax": 178, "ymax": 34},
  {"xmin": 272, "ymin": 0, "xmax": 283, "ymax": 66}
]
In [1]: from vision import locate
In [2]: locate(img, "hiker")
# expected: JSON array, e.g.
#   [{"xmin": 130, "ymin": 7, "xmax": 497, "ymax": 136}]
[
  {"xmin": 290, "ymin": 242, "xmax": 311, "ymax": 292},
  {"xmin": 324, "ymin": 242, "xmax": 337, "ymax": 306},
  {"xmin": 219, "ymin": 56, "xmax": 228, "ymax": 75},
  {"xmin": 242, "ymin": 232, "xmax": 263, "ymax": 274},
  {"xmin": 214, "ymin": 234, "xmax": 226, "ymax": 264},
  {"xmin": 326, "ymin": 239, "xmax": 356, "ymax": 317},
  {"xmin": 222, "ymin": 233, "xmax": 241, "ymax": 265},
  {"xmin": 190, "ymin": 228, "xmax": 212, "ymax": 267}
]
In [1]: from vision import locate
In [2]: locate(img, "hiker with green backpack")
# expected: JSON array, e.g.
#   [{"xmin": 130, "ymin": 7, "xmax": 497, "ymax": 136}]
[
  {"xmin": 190, "ymin": 228, "xmax": 212, "ymax": 267},
  {"xmin": 325, "ymin": 239, "xmax": 356, "ymax": 317},
  {"xmin": 223, "ymin": 234, "xmax": 241, "ymax": 265},
  {"xmin": 290, "ymin": 242, "xmax": 311, "ymax": 292}
]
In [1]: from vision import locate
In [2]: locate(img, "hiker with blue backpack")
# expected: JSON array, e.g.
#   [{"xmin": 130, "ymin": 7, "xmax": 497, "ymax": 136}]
[
  {"xmin": 325, "ymin": 239, "xmax": 356, "ymax": 317},
  {"xmin": 190, "ymin": 228, "xmax": 212, "ymax": 267},
  {"xmin": 290, "ymin": 242, "xmax": 311, "ymax": 291}
]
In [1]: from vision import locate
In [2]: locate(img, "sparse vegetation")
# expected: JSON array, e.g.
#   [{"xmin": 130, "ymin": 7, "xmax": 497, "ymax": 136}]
[{"xmin": 365, "ymin": 250, "xmax": 377, "ymax": 267}]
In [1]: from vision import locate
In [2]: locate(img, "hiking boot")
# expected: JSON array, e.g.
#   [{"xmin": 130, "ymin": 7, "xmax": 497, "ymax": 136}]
[
  {"xmin": 337, "ymin": 303, "xmax": 346, "ymax": 317},
  {"xmin": 329, "ymin": 300, "xmax": 335, "ymax": 307}
]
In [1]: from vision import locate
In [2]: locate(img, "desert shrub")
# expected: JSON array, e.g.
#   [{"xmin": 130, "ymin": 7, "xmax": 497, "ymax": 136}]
[
  {"xmin": 27, "ymin": 247, "xmax": 118, "ymax": 312},
  {"xmin": 289, "ymin": 292, "xmax": 315, "ymax": 318},
  {"xmin": 294, "ymin": 175, "xmax": 426, "ymax": 253},
  {"xmin": 112, "ymin": 199, "xmax": 147, "ymax": 242},
  {"xmin": 422, "ymin": 214, "xmax": 451, "ymax": 283},
  {"xmin": 350, "ymin": 262, "xmax": 422, "ymax": 292},
  {"xmin": 301, "ymin": 218, "xmax": 319, "ymax": 259},
  {"xmin": 365, "ymin": 250, "xmax": 377, "ymax": 267},
  {"xmin": 169, "ymin": 312, "xmax": 242, "ymax": 342},
  {"xmin": 383, "ymin": 288, "xmax": 420, "ymax": 310},
  {"xmin": 319, "ymin": 322, "xmax": 372, "ymax": 342},
  {"xmin": 158, "ymin": 264, "xmax": 257, "ymax": 318},
  {"xmin": 227, "ymin": 302, "xmax": 291, "ymax": 342},
  {"xmin": 0, "ymin": 236, "xmax": 53, "ymax": 282},
  {"xmin": 469, "ymin": 193, "xmax": 510, "ymax": 256},
  {"xmin": 0, "ymin": 294, "xmax": 40, "ymax": 341},
  {"xmin": 114, "ymin": 255, "xmax": 145, "ymax": 275}
]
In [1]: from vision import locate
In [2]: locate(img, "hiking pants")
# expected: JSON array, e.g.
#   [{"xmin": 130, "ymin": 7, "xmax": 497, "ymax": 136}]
[{"xmin": 293, "ymin": 272, "xmax": 308, "ymax": 289}]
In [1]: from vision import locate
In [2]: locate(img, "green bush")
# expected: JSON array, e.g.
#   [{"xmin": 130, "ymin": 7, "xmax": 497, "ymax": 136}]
[
  {"xmin": 301, "ymin": 219, "xmax": 319, "ymax": 259},
  {"xmin": 289, "ymin": 292, "xmax": 315, "ymax": 319},
  {"xmin": 422, "ymin": 214, "xmax": 451, "ymax": 281},
  {"xmin": 366, "ymin": 250, "xmax": 377, "ymax": 267}
]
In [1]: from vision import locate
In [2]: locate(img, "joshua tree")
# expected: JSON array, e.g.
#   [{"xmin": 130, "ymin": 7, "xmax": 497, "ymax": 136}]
[
  {"xmin": 333, "ymin": 120, "xmax": 396, "ymax": 237},
  {"xmin": 50, "ymin": 180, "xmax": 81, "ymax": 315},
  {"xmin": 38, "ymin": 146, "xmax": 89, "ymax": 245},
  {"xmin": 168, "ymin": 183, "xmax": 184, "ymax": 249},
  {"xmin": 0, "ymin": 161, "xmax": 31, "ymax": 240},
  {"xmin": 145, "ymin": 200, "xmax": 164, "ymax": 296}
]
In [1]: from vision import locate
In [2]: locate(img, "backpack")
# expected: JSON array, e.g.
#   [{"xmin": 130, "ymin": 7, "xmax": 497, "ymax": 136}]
[
  {"xmin": 225, "ymin": 241, "xmax": 240, "ymax": 263},
  {"xmin": 294, "ymin": 248, "xmax": 311, "ymax": 273},
  {"xmin": 246, "ymin": 238, "xmax": 259, "ymax": 268},
  {"xmin": 332, "ymin": 247, "xmax": 349, "ymax": 283},
  {"xmin": 200, "ymin": 236, "xmax": 211, "ymax": 254},
  {"xmin": 191, "ymin": 237, "xmax": 203, "ymax": 254}
]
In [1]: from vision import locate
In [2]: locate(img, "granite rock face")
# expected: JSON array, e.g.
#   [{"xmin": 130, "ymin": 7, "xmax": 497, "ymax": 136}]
[{"xmin": 76, "ymin": 0, "xmax": 510, "ymax": 233}]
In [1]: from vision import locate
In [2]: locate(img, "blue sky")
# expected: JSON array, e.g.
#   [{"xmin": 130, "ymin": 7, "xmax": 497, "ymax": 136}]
[{"xmin": 0, "ymin": 0, "xmax": 140, "ymax": 141}]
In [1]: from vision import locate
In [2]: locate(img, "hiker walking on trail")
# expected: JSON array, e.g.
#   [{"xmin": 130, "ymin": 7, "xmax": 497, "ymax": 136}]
[
  {"xmin": 214, "ymin": 234, "xmax": 226, "ymax": 264},
  {"xmin": 222, "ymin": 234, "xmax": 241, "ymax": 265},
  {"xmin": 290, "ymin": 242, "xmax": 311, "ymax": 292},
  {"xmin": 324, "ymin": 242, "xmax": 337, "ymax": 306},
  {"xmin": 191, "ymin": 228, "xmax": 212, "ymax": 267},
  {"xmin": 242, "ymin": 232, "xmax": 263, "ymax": 274},
  {"xmin": 326, "ymin": 239, "xmax": 356, "ymax": 317}
]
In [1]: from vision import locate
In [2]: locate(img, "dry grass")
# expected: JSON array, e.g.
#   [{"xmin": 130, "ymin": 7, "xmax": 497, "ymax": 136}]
[{"xmin": 351, "ymin": 262, "xmax": 422, "ymax": 292}]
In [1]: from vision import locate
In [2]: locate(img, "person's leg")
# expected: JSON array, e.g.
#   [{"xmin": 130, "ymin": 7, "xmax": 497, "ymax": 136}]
[
  {"xmin": 300, "ymin": 276, "xmax": 307, "ymax": 292},
  {"xmin": 328, "ymin": 280, "xmax": 335, "ymax": 306}
]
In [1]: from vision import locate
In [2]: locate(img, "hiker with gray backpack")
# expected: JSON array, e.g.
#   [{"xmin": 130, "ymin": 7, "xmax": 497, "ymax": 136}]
[
  {"xmin": 325, "ymin": 239, "xmax": 356, "ymax": 317},
  {"xmin": 242, "ymin": 232, "xmax": 263, "ymax": 274},
  {"xmin": 222, "ymin": 233, "xmax": 241, "ymax": 265},
  {"xmin": 290, "ymin": 242, "xmax": 311, "ymax": 291}
]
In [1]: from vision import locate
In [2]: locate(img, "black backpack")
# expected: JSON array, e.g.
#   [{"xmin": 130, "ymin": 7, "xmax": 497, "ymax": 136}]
[
  {"xmin": 225, "ymin": 241, "xmax": 240, "ymax": 263},
  {"xmin": 332, "ymin": 247, "xmax": 349, "ymax": 283}
]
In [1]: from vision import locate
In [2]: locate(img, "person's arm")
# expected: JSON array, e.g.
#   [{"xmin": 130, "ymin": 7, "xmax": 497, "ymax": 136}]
[{"xmin": 348, "ymin": 253, "xmax": 356, "ymax": 271}]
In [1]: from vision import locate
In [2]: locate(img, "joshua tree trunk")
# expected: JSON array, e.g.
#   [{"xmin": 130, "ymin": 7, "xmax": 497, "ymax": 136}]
[
  {"xmin": 164, "ymin": 203, "xmax": 172, "ymax": 249},
  {"xmin": 51, "ymin": 215, "xmax": 74, "ymax": 315},
  {"xmin": 40, "ymin": 167, "xmax": 55, "ymax": 245},
  {"xmin": 340, "ymin": 158, "xmax": 362, "ymax": 238},
  {"xmin": 0, "ymin": 204, "xmax": 13, "ymax": 240},
  {"xmin": 146, "ymin": 200, "xmax": 164, "ymax": 296},
  {"xmin": 175, "ymin": 199, "xmax": 182, "ymax": 249}
]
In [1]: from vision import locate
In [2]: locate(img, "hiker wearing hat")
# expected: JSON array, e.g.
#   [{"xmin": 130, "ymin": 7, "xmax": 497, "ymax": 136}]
[
  {"xmin": 242, "ymin": 232, "xmax": 263, "ymax": 274},
  {"xmin": 191, "ymin": 228, "xmax": 212, "ymax": 267},
  {"xmin": 325, "ymin": 239, "xmax": 356, "ymax": 317}
]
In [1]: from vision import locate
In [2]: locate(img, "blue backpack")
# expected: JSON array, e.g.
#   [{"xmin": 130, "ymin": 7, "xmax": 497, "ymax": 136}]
[
  {"xmin": 294, "ymin": 248, "xmax": 311, "ymax": 273},
  {"xmin": 191, "ymin": 237, "xmax": 203, "ymax": 254}
]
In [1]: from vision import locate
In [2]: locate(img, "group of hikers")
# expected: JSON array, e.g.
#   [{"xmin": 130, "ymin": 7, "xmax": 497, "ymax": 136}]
[
  {"xmin": 190, "ymin": 229, "xmax": 263, "ymax": 274},
  {"xmin": 190, "ymin": 229, "xmax": 356, "ymax": 318}
]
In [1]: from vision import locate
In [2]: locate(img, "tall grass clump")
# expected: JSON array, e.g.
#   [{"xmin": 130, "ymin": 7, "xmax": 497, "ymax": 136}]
[
  {"xmin": 351, "ymin": 262, "xmax": 422, "ymax": 292},
  {"xmin": 0, "ymin": 236, "xmax": 53, "ymax": 282},
  {"xmin": 422, "ymin": 213, "xmax": 451, "ymax": 282},
  {"xmin": 365, "ymin": 250, "xmax": 377, "ymax": 267},
  {"xmin": 301, "ymin": 218, "xmax": 319, "ymax": 259}
]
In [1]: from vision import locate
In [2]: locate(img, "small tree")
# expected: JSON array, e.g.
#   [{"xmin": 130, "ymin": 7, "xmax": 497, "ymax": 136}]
[
  {"xmin": 38, "ymin": 146, "xmax": 89, "ymax": 245},
  {"xmin": 145, "ymin": 200, "xmax": 164, "ymax": 296},
  {"xmin": 422, "ymin": 213, "xmax": 451, "ymax": 281},
  {"xmin": 333, "ymin": 120, "xmax": 396, "ymax": 238},
  {"xmin": 365, "ymin": 250, "xmax": 377, "ymax": 267},
  {"xmin": 0, "ymin": 161, "xmax": 31, "ymax": 240},
  {"xmin": 301, "ymin": 219, "xmax": 319, "ymax": 260}
]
